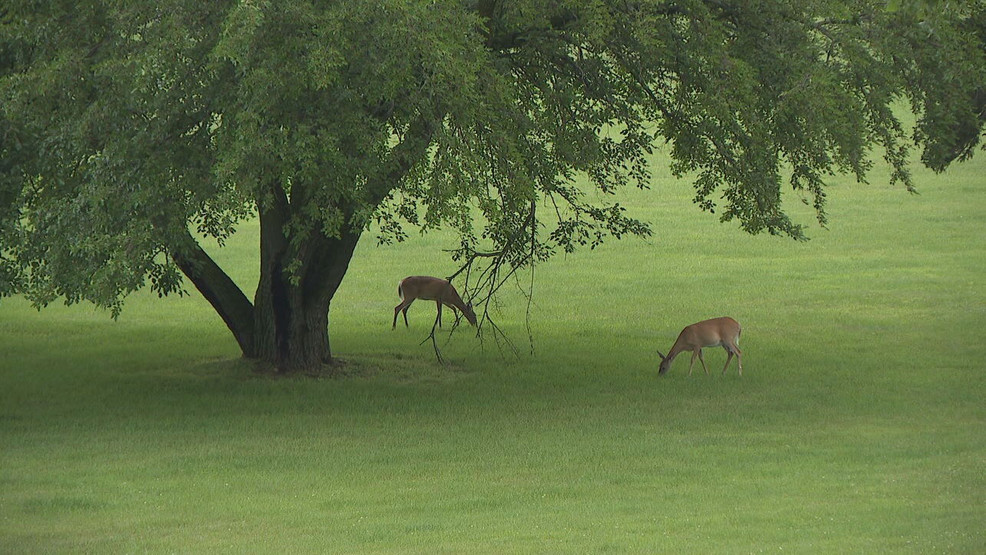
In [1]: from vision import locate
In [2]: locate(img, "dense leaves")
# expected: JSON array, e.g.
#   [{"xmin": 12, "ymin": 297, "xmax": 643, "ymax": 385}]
[{"xmin": 1, "ymin": 0, "xmax": 983, "ymax": 370}]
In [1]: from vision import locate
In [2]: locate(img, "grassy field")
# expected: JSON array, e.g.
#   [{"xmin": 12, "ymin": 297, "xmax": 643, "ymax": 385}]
[{"xmin": 1, "ymin": 144, "xmax": 984, "ymax": 552}]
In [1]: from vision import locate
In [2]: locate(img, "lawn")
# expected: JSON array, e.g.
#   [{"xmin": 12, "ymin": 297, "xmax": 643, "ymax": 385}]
[{"xmin": 1, "ymin": 144, "xmax": 984, "ymax": 552}]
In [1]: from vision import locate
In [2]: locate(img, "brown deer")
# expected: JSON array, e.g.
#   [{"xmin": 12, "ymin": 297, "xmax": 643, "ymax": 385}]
[
  {"xmin": 657, "ymin": 317, "xmax": 743, "ymax": 376},
  {"xmin": 392, "ymin": 276, "xmax": 477, "ymax": 329}
]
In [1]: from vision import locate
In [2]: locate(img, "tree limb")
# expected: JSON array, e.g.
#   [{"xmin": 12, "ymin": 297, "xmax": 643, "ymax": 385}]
[{"xmin": 170, "ymin": 230, "xmax": 256, "ymax": 356}]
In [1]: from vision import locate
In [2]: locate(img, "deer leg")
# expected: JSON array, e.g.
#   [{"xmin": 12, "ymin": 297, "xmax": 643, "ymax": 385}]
[
  {"xmin": 697, "ymin": 348, "xmax": 710, "ymax": 375},
  {"xmin": 435, "ymin": 300, "xmax": 443, "ymax": 328},
  {"xmin": 688, "ymin": 350, "xmax": 699, "ymax": 376},
  {"xmin": 724, "ymin": 344, "xmax": 742, "ymax": 375},
  {"xmin": 394, "ymin": 300, "xmax": 413, "ymax": 329}
]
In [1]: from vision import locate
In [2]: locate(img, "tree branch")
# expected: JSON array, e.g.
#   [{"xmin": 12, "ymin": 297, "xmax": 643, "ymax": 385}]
[
  {"xmin": 170, "ymin": 230, "xmax": 256, "ymax": 356},
  {"xmin": 364, "ymin": 113, "xmax": 442, "ymax": 208}
]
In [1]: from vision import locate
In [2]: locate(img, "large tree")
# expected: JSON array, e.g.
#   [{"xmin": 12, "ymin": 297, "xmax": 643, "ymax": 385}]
[{"xmin": 1, "ymin": 0, "xmax": 984, "ymax": 372}]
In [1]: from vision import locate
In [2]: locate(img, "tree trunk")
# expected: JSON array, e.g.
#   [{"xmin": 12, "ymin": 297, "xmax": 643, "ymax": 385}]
[
  {"xmin": 174, "ymin": 194, "xmax": 363, "ymax": 373},
  {"xmin": 250, "ymin": 183, "xmax": 363, "ymax": 372},
  {"xmin": 253, "ymin": 273, "xmax": 332, "ymax": 372},
  {"xmin": 250, "ymin": 229, "xmax": 361, "ymax": 372}
]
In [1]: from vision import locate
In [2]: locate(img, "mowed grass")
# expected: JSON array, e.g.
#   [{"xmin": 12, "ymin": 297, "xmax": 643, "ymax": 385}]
[{"xmin": 1, "ymin": 145, "xmax": 984, "ymax": 552}]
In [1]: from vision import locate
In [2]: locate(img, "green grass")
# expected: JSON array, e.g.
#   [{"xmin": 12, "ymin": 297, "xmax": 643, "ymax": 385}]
[{"xmin": 2, "ymin": 146, "xmax": 984, "ymax": 552}]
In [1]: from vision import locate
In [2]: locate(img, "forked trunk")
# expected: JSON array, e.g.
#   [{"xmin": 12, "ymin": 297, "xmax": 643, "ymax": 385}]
[
  {"xmin": 252, "ymin": 198, "xmax": 361, "ymax": 373},
  {"xmin": 169, "ymin": 116, "xmax": 434, "ymax": 372},
  {"xmin": 173, "ymin": 199, "xmax": 362, "ymax": 373}
]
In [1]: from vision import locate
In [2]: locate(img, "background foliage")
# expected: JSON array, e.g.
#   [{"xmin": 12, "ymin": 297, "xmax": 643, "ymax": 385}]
[{"xmin": 2, "ymin": 0, "xmax": 984, "ymax": 332}]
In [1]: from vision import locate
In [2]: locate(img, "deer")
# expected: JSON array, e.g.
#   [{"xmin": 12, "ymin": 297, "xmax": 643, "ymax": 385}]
[
  {"xmin": 392, "ymin": 276, "xmax": 477, "ymax": 330},
  {"xmin": 657, "ymin": 317, "xmax": 743, "ymax": 376}
]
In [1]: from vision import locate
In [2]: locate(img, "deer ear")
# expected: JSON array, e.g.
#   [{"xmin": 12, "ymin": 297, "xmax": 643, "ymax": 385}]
[{"xmin": 656, "ymin": 350, "xmax": 666, "ymax": 360}]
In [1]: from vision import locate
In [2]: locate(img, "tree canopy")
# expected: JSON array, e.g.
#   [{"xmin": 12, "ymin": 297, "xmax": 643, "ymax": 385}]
[{"xmin": 2, "ymin": 0, "xmax": 984, "ymax": 371}]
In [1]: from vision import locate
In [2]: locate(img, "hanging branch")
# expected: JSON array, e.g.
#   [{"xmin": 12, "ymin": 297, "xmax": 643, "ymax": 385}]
[
  {"xmin": 418, "ymin": 308, "xmax": 447, "ymax": 365},
  {"xmin": 445, "ymin": 200, "xmax": 541, "ymax": 359}
]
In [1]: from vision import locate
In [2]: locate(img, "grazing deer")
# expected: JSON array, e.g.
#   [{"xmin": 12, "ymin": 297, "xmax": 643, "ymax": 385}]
[
  {"xmin": 657, "ymin": 317, "xmax": 742, "ymax": 376},
  {"xmin": 393, "ymin": 276, "xmax": 477, "ymax": 329}
]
